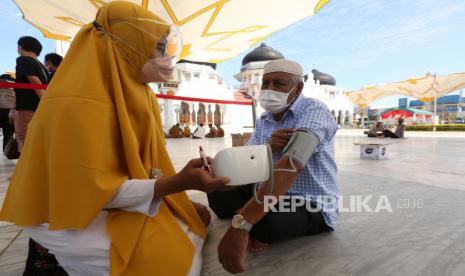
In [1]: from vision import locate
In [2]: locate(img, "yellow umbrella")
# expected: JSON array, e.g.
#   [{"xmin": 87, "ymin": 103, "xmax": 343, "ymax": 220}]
[{"xmin": 14, "ymin": 0, "xmax": 331, "ymax": 63}]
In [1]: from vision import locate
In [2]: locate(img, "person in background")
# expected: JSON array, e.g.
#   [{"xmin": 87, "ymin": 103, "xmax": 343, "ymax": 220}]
[
  {"xmin": 168, "ymin": 123, "xmax": 183, "ymax": 138},
  {"xmin": 0, "ymin": 74, "xmax": 16, "ymax": 150},
  {"xmin": 183, "ymin": 125, "xmax": 192, "ymax": 137},
  {"xmin": 365, "ymin": 121, "xmax": 400, "ymax": 138},
  {"xmin": 217, "ymin": 124, "xmax": 225, "ymax": 138},
  {"xmin": 366, "ymin": 121, "xmax": 385, "ymax": 137},
  {"xmin": 191, "ymin": 123, "xmax": 206, "ymax": 139},
  {"xmin": 394, "ymin": 117, "xmax": 406, "ymax": 138},
  {"xmin": 205, "ymin": 123, "xmax": 218, "ymax": 138},
  {"xmin": 14, "ymin": 36, "xmax": 49, "ymax": 153},
  {"xmin": 44, "ymin": 53, "xmax": 63, "ymax": 80}
]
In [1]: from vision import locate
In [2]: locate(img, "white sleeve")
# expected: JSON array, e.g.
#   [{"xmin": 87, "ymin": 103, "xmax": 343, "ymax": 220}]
[{"xmin": 103, "ymin": 179, "xmax": 161, "ymax": 217}]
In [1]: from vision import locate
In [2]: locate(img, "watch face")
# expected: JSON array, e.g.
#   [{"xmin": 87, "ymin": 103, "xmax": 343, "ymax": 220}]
[{"xmin": 232, "ymin": 215, "xmax": 245, "ymax": 228}]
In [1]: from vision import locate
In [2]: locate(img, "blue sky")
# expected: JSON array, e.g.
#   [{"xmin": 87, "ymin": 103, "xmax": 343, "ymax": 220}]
[{"xmin": 1, "ymin": 0, "xmax": 465, "ymax": 108}]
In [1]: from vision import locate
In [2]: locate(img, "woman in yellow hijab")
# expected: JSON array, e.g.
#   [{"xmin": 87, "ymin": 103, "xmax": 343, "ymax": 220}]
[{"xmin": 0, "ymin": 2, "xmax": 228, "ymax": 275}]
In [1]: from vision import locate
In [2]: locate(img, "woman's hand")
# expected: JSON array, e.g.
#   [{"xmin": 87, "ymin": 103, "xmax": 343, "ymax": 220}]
[
  {"xmin": 175, "ymin": 157, "xmax": 230, "ymax": 193},
  {"xmin": 154, "ymin": 157, "xmax": 230, "ymax": 198}
]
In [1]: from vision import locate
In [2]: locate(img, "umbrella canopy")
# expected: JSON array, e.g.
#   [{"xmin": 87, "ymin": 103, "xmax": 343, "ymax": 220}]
[
  {"xmin": 381, "ymin": 72, "xmax": 465, "ymax": 102},
  {"xmin": 380, "ymin": 107, "xmax": 433, "ymax": 120},
  {"xmin": 14, "ymin": 0, "xmax": 330, "ymax": 63},
  {"xmin": 345, "ymin": 72, "xmax": 465, "ymax": 106},
  {"xmin": 344, "ymin": 86, "xmax": 400, "ymax": 107}
]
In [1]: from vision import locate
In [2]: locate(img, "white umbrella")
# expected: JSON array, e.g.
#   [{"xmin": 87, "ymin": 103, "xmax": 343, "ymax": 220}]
[
  {"xmin": 14, "ymin": 0, "xmax": 330, "ymax": 63},
  {"xmin": 345, "ymin": 72, "xmax": 465, "ymax": 106}
]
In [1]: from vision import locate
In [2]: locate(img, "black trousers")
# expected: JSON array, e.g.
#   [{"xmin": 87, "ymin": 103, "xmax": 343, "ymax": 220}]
[
  {"xmin": 207, "ymin": 185, "xmax": 330, "ymax": 243},
  {"xmin": 0, "ymin": 109, "xmax": 14, "ymax": 150},
  {"xmin": 382, "ymin": 129, "xmax": 400, "ymax": 138},
  {"xmin": 23, "ymin": 239, "xmax": 68, "ymax": 276},
  {"xmin": 367, "ymin": 130, "xmax": 399, "ymax": 139}
]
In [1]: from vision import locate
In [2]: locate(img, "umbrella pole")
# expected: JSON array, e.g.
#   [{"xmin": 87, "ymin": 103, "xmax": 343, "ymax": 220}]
[
  {"xmin": 433, "ymin": 95, "xmax": 437, "ymax": 131},
  {"xmin": 251, "ymin": 99, "xmax": 257, "ymax": 128},
  {"xmin": 433, "ymin": 73, "xmax": 438, "ymax": 131}
]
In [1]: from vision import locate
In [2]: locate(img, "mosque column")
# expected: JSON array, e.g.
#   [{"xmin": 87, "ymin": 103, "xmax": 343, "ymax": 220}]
[
  {"xmin": 340, "ymin": 110, "xmax": 345, "ymax": 127},
  {"xmin": 348, "ymin": 112, "xmax": 354, "ymax": 127},
  {"xmin": 164, "ymin": 99, "xmax": 176, "ymax": 128}
]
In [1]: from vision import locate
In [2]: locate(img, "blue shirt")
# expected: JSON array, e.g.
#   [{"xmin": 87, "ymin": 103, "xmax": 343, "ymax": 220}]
[{"xmin": 248, "ymin": 95, "xmax": 339, "ymax": 229}]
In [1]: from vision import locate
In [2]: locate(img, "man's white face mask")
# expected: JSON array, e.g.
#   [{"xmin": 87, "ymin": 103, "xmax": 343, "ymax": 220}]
[{"xmin": 259, "ymin": 85, "xmax": 296, "ymax": 113}]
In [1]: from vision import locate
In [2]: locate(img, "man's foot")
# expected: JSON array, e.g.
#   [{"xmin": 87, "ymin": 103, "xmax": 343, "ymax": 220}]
[{"xmin": 247, "ymin": 237, "xmax": 268, "ymax": 253}]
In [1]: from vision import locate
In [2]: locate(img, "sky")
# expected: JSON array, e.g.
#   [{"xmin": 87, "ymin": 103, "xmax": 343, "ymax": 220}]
[{"xmin": 1, "ymin": 0, "xmax": 465, "ymax": 108}]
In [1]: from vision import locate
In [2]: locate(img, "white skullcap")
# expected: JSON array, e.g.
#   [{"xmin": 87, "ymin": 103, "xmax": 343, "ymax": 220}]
[{"xmin": 263, "ymin": 59, "xmax": 303, "ymax": 77}]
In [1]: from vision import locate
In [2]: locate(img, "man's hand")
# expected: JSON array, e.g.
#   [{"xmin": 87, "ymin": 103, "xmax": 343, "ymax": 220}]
[
  {"xmin": 218, "ymin": 226, "xmax": 249, "ymax": 274},
  {"xmin": 268, "ymin": 128, "xmax": 295, "ymax": 153}
]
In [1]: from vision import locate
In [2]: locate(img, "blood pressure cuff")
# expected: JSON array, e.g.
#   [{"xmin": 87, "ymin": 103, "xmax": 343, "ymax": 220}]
[{"xmin": 281, "ymin": 128, "xmax": 319, "ymax": 167}]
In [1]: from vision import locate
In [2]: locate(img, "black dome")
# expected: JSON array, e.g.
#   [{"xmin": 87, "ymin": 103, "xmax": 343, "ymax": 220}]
[
  {"xmin": 311, "ymin": 69, "xmax": 336, "ymax": 86},
  {"xmin": 242, "ymin": 43, "xmax": 285, "ymax": 66}
]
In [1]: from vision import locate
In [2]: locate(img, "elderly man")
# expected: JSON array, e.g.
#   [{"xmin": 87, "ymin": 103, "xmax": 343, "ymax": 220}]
[{"xmin": 208, "ymin": 59, "xmax": 339, "ymax": 274}]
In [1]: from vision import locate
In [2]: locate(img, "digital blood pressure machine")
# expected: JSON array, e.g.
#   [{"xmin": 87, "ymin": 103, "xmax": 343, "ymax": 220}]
[{"xmin": 211, "ymin": 129, "xmax": 319, "ymax": 203}]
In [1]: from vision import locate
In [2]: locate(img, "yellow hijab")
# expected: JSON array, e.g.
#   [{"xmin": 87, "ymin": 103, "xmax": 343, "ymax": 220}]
[{"xmin": 0, "ymin": 2, "xmax": 206, "ymax": 275}]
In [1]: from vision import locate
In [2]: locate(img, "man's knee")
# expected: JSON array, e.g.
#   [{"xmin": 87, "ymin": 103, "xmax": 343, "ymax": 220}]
[
  {"xmin": 249, "ymin": 212, "xmax": 293, "ymax": 243},
  {"xmin": 207, "ymin": 191, "xmax": 242, "ymax": 219},
  {"xmin": 207, "ymin": 185, "xmax": 253, "ymax": 219}
]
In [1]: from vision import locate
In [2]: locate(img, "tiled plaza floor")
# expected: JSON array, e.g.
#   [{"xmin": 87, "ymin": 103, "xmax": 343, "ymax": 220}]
[{"xmin": 1, "ymin": 129, "xmax": 465, "ymax": 276}]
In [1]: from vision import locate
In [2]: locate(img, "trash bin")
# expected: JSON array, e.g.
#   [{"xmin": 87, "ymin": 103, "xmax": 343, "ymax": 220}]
[{"xmin": 231, "ymin": 132, "xmax": 252, "ymax": 147}]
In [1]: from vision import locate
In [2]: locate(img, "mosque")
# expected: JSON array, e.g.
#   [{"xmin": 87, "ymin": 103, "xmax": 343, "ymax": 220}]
[
  {"xmin": 234, "ymin": 43, "xmax": 354, "ymax": 126},
  {"xmin": 152, "ymin": 43, "xmax": 355, "ymax": 132}
]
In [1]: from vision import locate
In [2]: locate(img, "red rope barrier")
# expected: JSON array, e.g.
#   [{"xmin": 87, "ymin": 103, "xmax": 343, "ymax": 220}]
[
  {"xmin": 0, "ymin": 82, "xmax": 48, "ymax": 89},
  {"xmin": 0, "ymin": 82, "xmax": 253, "ymax": 106},
  {"xmin": 156, "ymin": 93, "xmax": 252, "ymax": 106}
]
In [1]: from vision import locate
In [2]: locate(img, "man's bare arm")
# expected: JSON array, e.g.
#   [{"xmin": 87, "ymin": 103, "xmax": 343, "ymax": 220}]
[
  {"xmin": 26, "ymin": 75, "xmax": 45, "ymax": 98},
  {"xmin": 239, "ymin": 156, "xmax": 302, "ymax": 224}
]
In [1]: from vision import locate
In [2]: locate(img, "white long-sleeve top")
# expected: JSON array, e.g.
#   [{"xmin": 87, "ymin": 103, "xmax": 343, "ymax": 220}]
[{"xmin": 24, "ymin": 179, "xmax": 204, "ymax": 276}]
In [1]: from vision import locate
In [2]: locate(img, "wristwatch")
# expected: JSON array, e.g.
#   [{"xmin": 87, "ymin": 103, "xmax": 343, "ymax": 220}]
[{"xmin": 231, "ymin": 214, "xmax": 253, "ymax": 231}]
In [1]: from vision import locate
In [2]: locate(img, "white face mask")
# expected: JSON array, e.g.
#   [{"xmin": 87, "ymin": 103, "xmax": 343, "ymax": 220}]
[{"xmin": 259, "ymin": 85, "xmax": 296, "ymax": 113}]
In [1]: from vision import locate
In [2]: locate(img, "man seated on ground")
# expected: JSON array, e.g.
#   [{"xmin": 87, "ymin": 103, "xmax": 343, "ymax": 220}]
[
  {"xmin": 191, "ymin": 123, "xmax": 206, "ymax": 139},
  {"xmin": 168, "ymin": 123, "xmax": 183, "ymax": 138},
  {"xmin": 208, "ymin": 59, "xmax": 339, "ymax": 274},
  {"xmin": 205, "ymin": 123, "xmax": 218, "ymax": 138},
  {"xmin": 183, "ymin": 125, "xmax": 192, "ymax": 137},
  {"xmin": 217, "ymin": 124, "xmax": 225, "ymax": 137},
  {"xmin": 366, "ymin": 121, "xmax": 385, "ymax": 137},
  {"xmin": 365, "ymin": 121, "xmax": 400, "ymax": 138}
]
